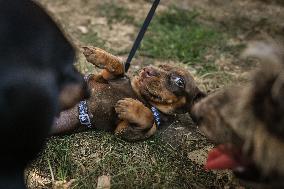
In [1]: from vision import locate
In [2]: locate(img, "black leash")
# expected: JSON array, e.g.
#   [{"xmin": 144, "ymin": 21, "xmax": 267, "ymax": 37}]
[{"xmin": 124, "ymin": 0, "xmax": 160, "ymax": 72}]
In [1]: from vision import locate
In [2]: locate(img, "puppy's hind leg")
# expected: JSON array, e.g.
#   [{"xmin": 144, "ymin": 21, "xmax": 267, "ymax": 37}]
[{"xmin": 83, "ymin": 46, "xmax": 125, "ymax": 80}]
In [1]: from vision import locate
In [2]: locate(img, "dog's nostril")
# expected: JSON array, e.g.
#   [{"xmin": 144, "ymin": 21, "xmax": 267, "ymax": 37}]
[{"xmin": 145, "ymin": 70, "xmax": 151, "ymax": 77}]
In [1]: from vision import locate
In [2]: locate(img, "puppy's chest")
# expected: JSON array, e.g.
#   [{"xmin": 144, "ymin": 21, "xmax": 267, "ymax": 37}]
[{"xmin": 87, "ymin": 77, "xmax": 144, "ymax": 131}]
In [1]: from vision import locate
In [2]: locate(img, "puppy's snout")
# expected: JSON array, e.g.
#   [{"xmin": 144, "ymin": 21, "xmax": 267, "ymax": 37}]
[{"xmin": 144, "ymin": 67, "xmax": 159, "ymax": 77}]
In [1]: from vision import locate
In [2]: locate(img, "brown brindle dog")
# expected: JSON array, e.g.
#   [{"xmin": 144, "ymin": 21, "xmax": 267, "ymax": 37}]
[
  {"xmin": 191, "ymin": 41, "xmax": 284, "ymax": 187},
  {"xmin": 52, "ymin": 46, "xmax": 205, "ymax": 141}
]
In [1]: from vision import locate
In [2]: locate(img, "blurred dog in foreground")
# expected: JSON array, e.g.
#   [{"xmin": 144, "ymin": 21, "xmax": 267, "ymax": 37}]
[
  {"xmin": 192, "ymin": 40, "xmax": 284, "ymax": 187},
  {"xmin": 0, "ymin": 0, "xmax": 88, "ymax": 188},
  {"xmin": 51, "ymin": 47, "xmax": 205, "ymax": 141}
]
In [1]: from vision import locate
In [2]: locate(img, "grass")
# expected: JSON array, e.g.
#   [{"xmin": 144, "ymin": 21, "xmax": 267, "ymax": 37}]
[
  {"xmin": 45, "ymin": 139, "xmax": 73, "ymax": 181},
  {"xmin": 97, "ymin": 2, "xmax": 135, "ymax": 25},
  {"xmin": 80, "ymin": 32, "xmax": 106, "ymax": 48},
  {"xmin": 140, "ymin": 7, "xmax": 222, "ymax": 71},
  {"xmin": 30, "ymin": 128, "xmax": 236, "ymax": 189}
]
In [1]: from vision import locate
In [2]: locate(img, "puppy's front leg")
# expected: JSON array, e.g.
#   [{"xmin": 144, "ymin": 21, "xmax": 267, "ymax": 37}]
[
  {"xmin": 83, "ymin": 46, "xmax": 124, "ymax": 80},
  {"xmin": 115, "ymin": 98, "xmax": 157, "ymax": 141}
]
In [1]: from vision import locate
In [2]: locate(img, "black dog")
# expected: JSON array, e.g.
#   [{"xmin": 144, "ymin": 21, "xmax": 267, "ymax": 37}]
[{"xmin": 0, "ymin": 0, "xmax": 88, "ymax": 188}]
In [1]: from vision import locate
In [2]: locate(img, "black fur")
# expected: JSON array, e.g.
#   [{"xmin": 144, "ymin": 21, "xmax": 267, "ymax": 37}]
[{"xmin": 0, "ymin": 0, "xmax": 87, "ymax": 188}]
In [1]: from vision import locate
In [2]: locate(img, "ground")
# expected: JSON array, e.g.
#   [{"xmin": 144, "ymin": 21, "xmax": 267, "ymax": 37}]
[{"xmin": 26, "ymin": 0, "xmax": 284, "ymax": 188}]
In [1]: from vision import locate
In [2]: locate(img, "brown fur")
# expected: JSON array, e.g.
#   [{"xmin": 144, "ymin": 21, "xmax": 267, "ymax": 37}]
[
  {"xmin": 191, "ymin": 41, "xmax": 284, "ymax": 186},
  {"xmin": 52, "ymin": 47, "xmax": 204, "ymax": 141}
]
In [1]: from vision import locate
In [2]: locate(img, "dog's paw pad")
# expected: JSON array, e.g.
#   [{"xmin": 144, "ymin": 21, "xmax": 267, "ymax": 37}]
[{"xmin": 82, "ymin": 46, "xmax": 124, "ymax": 75}]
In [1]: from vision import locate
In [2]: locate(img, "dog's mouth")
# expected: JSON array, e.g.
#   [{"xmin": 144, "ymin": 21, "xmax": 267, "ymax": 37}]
[
  {"xmin": 205, "ymin": 144, "xmax": 279, "ymax": 184},
  {"xmin": 134, "ymin": 67, "xmax": 188, "ymax": 112},
  {"xmin": 138, "ymin": 67, "xmax": 158, "ymax": 83},
  {"xmin": 205, "ymin": 144, "xmax": 249, "ymax": 171},
  {"xmin": 136, "ymin": 68, "xmax": 164, "ymax": 103}
]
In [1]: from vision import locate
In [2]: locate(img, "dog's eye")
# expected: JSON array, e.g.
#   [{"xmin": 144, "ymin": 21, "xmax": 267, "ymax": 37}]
[{"xmin": 172, "ymin": 76, "xmax": 185, "ymax": 88}]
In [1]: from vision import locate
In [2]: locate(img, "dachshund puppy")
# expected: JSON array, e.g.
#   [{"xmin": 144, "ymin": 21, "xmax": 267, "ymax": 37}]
[
  {"xmin": 191, "ymin": 41, "xmax": 284, "ymax": 187},
  {"xmin": 52, "ymin": 47, "xmax": 205, "ymax": 141},
  {"xmin": 0, "ymin": 0, "xmax": 88, "ymax": 188}
]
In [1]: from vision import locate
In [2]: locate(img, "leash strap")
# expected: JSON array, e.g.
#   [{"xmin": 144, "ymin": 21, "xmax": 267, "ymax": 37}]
[
  {"xmin": 151, "ymin": 106, "xmax": 161, "ymax": 128},
  {"xmin": 78, "ymin": 100, "xmax": 92, "ymax": 128},
  {"xmin": 125, "ymin": 0, "xmax": 160, "ymax": 72}
]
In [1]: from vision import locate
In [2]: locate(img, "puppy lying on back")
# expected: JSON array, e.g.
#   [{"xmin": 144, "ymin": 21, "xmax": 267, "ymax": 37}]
[
  {"xmin": 0, "ymin": 0, "xmax": 87, "ymax": 188},
  {"xmin": 52, "ymin": 47, "xmax": 205, "ymax": 141},
  {"xmin": 191, "ymin": 41, "xmax": 284, "ymax": 187}
]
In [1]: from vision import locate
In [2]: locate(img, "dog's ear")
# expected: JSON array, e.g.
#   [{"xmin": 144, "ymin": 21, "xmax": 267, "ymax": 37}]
[
  {"xmin": 244, "ymin": 40, "xmax": 284, "ymax": 139},
  {"xmin": 193, "ymin": 89, "xmax": 206, "ymax": 104},
  {"xmin": 189, "ymin": 89, "xmax": 206, "ymax": 121},
  {"xmin": 251, "ymin": 70, "xmax": 284, "ymax": 139}
]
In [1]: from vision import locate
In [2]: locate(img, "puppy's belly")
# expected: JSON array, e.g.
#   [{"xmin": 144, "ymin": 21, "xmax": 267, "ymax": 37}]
[{"xmin": 88, "ymin": 77, "xmax": 140, "ymax": 131}]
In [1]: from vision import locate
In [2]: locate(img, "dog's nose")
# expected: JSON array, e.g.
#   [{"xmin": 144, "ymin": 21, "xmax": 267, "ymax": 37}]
[{"xmin": 144, "ymin": 67, "xmax": 159, "ymax": 77}]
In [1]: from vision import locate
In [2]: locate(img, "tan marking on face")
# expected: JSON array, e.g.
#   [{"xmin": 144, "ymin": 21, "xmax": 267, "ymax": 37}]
[{"xmin": 151, "ymin": 96, "xmax": 187, "ymax": 114}]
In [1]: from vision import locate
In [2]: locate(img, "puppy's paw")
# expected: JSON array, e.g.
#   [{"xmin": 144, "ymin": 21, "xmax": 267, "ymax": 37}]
[
  {"xmin": 115, "ymin": 98, "xmax": 142, "ymax": 121},
  {"xmin": 82, "ymin": 46, "xmax": 124, "ymax": 76},
  {"xmin": 114, "ymin": 120, "xmax": 157, "ymax": 141},
  {"xmin": 86, "ymin": 74, "xmax": 107, "ymax": 84},
  {"xmin": 115, "ymin": 98, "xmax": 153, "ymax": 129}
]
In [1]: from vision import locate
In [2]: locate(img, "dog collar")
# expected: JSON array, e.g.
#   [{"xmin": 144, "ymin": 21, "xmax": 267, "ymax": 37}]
[
  {"xmin": 151, "ymin": 107, "xmax": 161, "ymax": 128},
  {"xmin": 78, "ymin": 100, "xmax": 92, "ymax": 128}
]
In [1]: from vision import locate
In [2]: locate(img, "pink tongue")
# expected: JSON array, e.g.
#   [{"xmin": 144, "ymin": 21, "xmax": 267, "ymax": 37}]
[{"xmin": 205, "ymin": 144, "xmax": 241, "ymax": 170}]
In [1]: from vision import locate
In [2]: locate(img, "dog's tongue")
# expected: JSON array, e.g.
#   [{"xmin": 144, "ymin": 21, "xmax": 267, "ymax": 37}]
[{"xmin": 205, "ymin": 144, "xmax": 242, "ymax": 170}]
